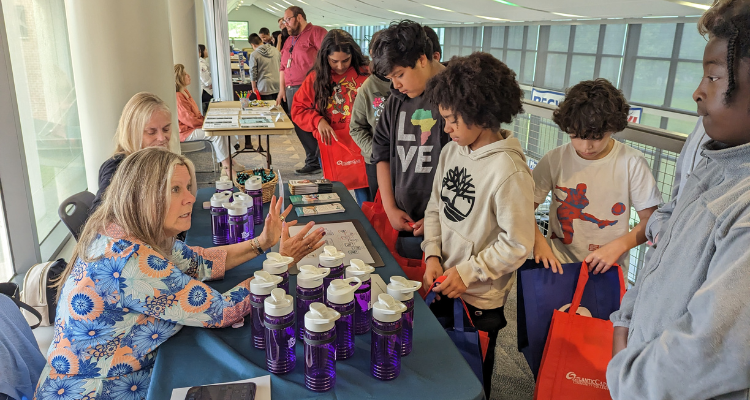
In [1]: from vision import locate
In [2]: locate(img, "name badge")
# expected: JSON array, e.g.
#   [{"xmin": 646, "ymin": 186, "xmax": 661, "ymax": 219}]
[{"xmin": 287, "ymin": 58, "xmax": 291, "ymax": 68}]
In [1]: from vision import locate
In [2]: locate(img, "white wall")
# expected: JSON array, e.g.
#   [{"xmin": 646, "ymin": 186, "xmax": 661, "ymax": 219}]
[
  {"xmin": 227, "ymin": 5, "xmax": 280, "ymax": 50},
  {"xmin": 195, "ymin": 0, "xmax": 207, "ymax": 47}
]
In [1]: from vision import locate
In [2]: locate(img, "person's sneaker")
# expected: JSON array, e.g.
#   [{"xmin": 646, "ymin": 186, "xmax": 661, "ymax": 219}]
[{"xmin": 295, "ymin": 165, "xmax": 322, "ymax": 174}]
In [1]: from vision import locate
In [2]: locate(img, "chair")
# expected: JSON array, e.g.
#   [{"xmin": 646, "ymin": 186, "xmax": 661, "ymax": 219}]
[{"xmin": 57, "ymin": 191, "xmax": 95, "ymax": 241}]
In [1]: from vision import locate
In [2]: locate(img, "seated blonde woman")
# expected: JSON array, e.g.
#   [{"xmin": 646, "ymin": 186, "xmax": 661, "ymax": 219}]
[
  {"xmin": 175, "ymin": 63, "xmax": 243, "ymax": 175},
  {"xmin": 90, "ymin": 92, "xmax": 174, "ymax": 216},
  {"xmin": 34, "ymin": 147, "xmax": 324, "ymax": 400}
]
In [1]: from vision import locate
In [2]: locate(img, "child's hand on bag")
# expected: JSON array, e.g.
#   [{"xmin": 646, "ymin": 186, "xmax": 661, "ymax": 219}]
[
  {"xmin": 585, "ymin": 241, "xmax": 626, "ymax": 274},
  {"xmin": 434, "ymin": 267, "xmax": 467, "ymax": 299},
  {"xmin": 534, "ymin": 237, "xmax": 563, "ymax": 274},
  {"xmin": 423, "ymin": 256, "xmax": 443, "ymax": 292}
]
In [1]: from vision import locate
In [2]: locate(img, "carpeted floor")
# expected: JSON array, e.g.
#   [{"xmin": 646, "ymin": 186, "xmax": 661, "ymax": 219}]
[{"xmin": 182, "ymin": 133, "xmax": 536, "ymax": 400}]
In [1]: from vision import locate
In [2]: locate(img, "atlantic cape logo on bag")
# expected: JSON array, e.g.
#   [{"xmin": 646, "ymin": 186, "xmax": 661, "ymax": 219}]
[
  {"xmin": 336, "ymin": 159, "xmax": 362, "ymax": 166},
  {"xmin": 565, "ymin": 371, "xmax": 609, "ymax": 391}
]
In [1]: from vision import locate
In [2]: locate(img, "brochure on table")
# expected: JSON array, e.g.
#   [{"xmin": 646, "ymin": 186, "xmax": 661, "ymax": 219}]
[
  {"xmin": 286, "ymin": 220, "xmax": 385, "ymax": 271},
  {"xmin": 206, "ymin": 107, "xmax": 241, "ymax": 115},
  {"xmin": 169, "ymin": 374, "xmax": 270, "ymax": 400},
  {"xmin": 203, "ymin": 115, "xmax": 239, "ymax": 129}
]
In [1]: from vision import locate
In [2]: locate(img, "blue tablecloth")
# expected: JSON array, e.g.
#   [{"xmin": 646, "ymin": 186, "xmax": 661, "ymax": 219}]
[{"xmin": 147, "ymin": 183, "xmax": 484, "ymax": 400}]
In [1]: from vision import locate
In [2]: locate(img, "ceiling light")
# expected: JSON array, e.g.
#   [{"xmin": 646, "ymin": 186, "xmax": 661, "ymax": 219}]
[
  {"xmin": 275, "ymin": 2, "xmax": 286, "ymax": 9},
  {"xmin": 281, "ymin": 0, "xmax": 293, "ymax": 5},
  {"xmin": 607, "ymin": 17, "xmax": 624, "ymax": 19},
  {"xmin": 476, "ymin": 15, "xmax": 510, "ymax": 21},
  {"xmin": 388, "ymin": 9, "xmax": 424, "ymax": 18},
  {"xmin": 551, "ymin": 12, "xmax": 585, "ymax": 17},
  {"xmin": 266, "ymin": 8, "xmax": 276, "ymax": 13},
  {"xmin": 669, "ymin": 0, "xmax": 711, "ymax": 10},
  {"xmin": 643, "ymin": 15, "xmax": 679, "ymax": 18},
  {"xmin": 424, "ymin": 4, "xmax": 453, "ymax": 12},
  {"xmin": 297, "ymin": 0, "xmax": 307, "ymax": 4},
  {"xmin": 347, "ymin": 23, "xmax": 357, "ymax": 26},
  {"xmin": 492, "ymin": 0, "xmax": 519, "ymax": 6}
]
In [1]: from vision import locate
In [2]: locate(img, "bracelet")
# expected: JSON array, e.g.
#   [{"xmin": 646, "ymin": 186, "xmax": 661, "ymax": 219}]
[{"xmin": 252, "ymin": 238, "xmax": 265, "ymax": 255}]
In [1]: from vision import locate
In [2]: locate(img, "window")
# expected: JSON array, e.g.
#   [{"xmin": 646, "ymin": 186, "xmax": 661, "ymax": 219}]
[
  {"xmin": 0, "ymin": 187, "xmax": 12, "ymax": 282},
  {"xmin": 3, "ymin": 0, "xmax": 87, "ymax": 243},
  {"xmin": 228, "ymin": 21, "xmax": 249, "ymax": 40}
]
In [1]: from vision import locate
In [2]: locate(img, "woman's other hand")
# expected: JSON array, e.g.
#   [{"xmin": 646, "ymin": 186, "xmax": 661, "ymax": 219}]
[
  {"xmin": 279, "ymin": 220, "xmax": 326, "ymax": 264},
  {"xmin": 257, "ymin": 196, "xmax": 292, "ymax": 249}
]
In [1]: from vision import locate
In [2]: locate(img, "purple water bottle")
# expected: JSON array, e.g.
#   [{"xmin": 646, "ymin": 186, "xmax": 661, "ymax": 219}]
[
  {"xmin": 263, "ymin": 252, "xmax": 294, "ymax": 294},
  {"xmin": 245, "ymin": 176, "xmax": 264, "ymax": 225},
  {"xmin": 304, "ymin": 303, "xmax": 340, "ymax": 392},
  {"xmin": 371, "ymin": 294, "xmax": 407, "ymax": 380},
  {"xmin": 225, "ymin": 202, "xmax": 253, "ymax": 243},
  {"xmin": 250, "ymin": 271, "xmax": 283, "ymax": 349},
  {"xmin": 325, "ymin": 277, "xmax": 361, "ymax": 360},
  {"xmin": 345, "ymin": 259, "xmax": 375, "ymax": 335},
  {"xmin": 210, "ymin": 192, "xmax": 231, "ymax": 245},
  {"xmin": 297, "ymin": 265, "xmax": 330, "ymax": 340},
  {"xmin": 264, "ymin": 288, "xmax": 296, "ymax": 374},
  {"xmin": 319, "ymin": 246, "xmax": 345, "ymax": 299},
  {"xmin": 215, "ymin": 176, "xmax": 233, "ymax": 200},
  {"xmin": 386, "ymin": 276, "xmax": 422, "ymax": 356}
]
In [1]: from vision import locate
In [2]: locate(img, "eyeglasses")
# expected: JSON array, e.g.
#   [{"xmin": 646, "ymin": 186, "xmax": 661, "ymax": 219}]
[{"xmin": 283, "ymin": 16, "xmax": 295, "ymax": 23}]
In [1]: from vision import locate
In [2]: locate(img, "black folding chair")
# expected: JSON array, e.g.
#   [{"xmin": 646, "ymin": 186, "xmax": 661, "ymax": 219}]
[{"xmin": 57, "ymin": 191, "xmax": 95, "ymax": 241}]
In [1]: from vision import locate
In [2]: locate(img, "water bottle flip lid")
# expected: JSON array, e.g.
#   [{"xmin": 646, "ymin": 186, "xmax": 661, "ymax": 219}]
[
  {"xmin": 223, "ymin": 202, "xmax": 248, "ymax": 216},
  {"xmin": 250, "ymin": 271, "xmax": 282, "ymax": 295},
  {"xmin": 297, "ymin": 265, "xmax": 330, "ymax": 288},
  {"xmin": 345, "ymin": 259, "xmax": 375, "ymax": 280},
  {"xmin": 233, "ymin": 192, "xmax": 251, "ymax": 203},
  {"xmin": 372, "ymin": 293, "xmax": 407, "ymax": 323},
  {"xmin": 326, "ymin": 277, "xmax": 361, "ymax": 304},
  {"xmin": 263, "ymin": 252, "xmax": 294, "ymax": 274},
  {"xmin": 246, "ymin": 176, "xmax": 263, "ymax": 190},
  {"xmin": 210, "ymin": 192, "xmax": 232, "ymax": 207},
  {"xmin": 264, "ymin": 288, "xmax": 293, "ymax": 317},
  {"xmin": 304, "ymin": 302, "xmax": 340, "ymax": 333},
  {"xmin": 216, "ymin": 176, "xmax": 233, "ymax": 190},
  {"xmin": 386, "ymin": 276, "xmax": 423, "ymax": 301},
  {"xmin": 319, "ymin": 246, "xmax": 344, "ymax": 267}
]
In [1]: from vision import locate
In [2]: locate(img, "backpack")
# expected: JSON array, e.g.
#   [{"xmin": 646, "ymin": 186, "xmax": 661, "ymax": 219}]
[
  {"xmin": 0, "ymin": 282, "xmax": 43, "ymax": 329},
  {"xmin": 20, "ymin": 259, "xmax": 67, "ymax": 327}
]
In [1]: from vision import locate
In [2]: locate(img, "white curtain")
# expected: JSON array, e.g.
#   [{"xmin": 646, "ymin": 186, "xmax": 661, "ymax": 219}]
[{"xmin": 203, "ymin": 0, "xmax": 232, "ymax": 101}]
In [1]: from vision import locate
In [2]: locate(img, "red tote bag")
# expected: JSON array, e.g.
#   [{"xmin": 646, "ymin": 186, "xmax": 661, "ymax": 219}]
[
  {"xmin": 317, "ymin": 128, "xmax": 368, "ymax": 190},
  {"xmin": 533, "ymin": 262, "xmax": 626, "ymax": 400}
]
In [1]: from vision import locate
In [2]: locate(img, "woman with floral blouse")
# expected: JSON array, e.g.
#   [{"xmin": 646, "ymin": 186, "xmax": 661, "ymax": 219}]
[{"xmin": 34, "ymin": 147, "xmax": 325, "ymax": 400}]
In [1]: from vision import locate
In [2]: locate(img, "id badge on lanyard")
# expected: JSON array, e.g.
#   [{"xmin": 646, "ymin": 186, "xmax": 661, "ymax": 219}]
[
  {"xmin": 287, "ymin": 58, "xmax": 291, "ymax": 69},
  {"xmin": 287, "ymin": 36, "xmax": 298, "ymax": 69}
]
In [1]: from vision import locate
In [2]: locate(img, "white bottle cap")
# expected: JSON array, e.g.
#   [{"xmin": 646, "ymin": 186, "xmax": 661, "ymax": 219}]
[
  {"xmin": 264, "ymin": 288, "xmax": 293, "ymax": 317},
  {"xmin": 216, "ymin": 176, "xmax": 233, "ymax": 191},
  {"xmin": 372, "ymin": 293, "xmax": 407, "ymax": 323},
  {"xmin": 224, "ymin": 202, "xmax": 248, "ymax": 217},
  {"xmin": 297, "ymin": 265, "xmax": 330, "ymax": 289},
  {"xmin": 246, "ymin": 176, "xmax": 263, "ymax": 190},
  {"xmin": 304, "ymin": 302, "xmax": 341, "ymax": 333},
  {"xmin": 326, "ymin": 277, "xmax": 361, "ymax": 305},
  {"xmin": 386, "ymin": 276, "xmax": 423, "ymax": 301},
  {"xmin": 250, "ymin": 271, "xmax": 282, "ymax": 295},
  {"xmin": 233, "ymin": 192, "xmax": 251, "ymax": 203},
  {"xmin": 210, "ymin": 192, "xmax": 232, "ymax": 207},
  {"xmin": 319, "ymin": 246, "xmax": 345, "ymax": 267},
  {"xmin": 263, "ymin": 252, "xmax": 294, "ymax": 274},
  {"xmin": 345, "ymin": 259, "xmax": 375, "ymax": 281}
]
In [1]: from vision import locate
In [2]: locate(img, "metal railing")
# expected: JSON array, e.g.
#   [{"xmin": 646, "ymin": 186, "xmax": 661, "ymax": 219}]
[{"xmin": 510, "ymin": 100, "xmax": 686, "ymax": 284}]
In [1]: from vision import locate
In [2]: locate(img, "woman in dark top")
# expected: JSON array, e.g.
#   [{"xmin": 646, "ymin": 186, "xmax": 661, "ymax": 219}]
[{"xmin": 90, "ymin": 92, "xmax": 177, "ymax": 216}]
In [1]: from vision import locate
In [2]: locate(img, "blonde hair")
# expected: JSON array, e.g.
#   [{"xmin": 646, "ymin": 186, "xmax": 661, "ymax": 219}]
[
  {"xmin": 175, "ymin": 64, "xmax": 188, "ymax": 93},
  {"xmin": 114, "ymin": 92, "xmax": 171, "ymax": 156},
  {"xmin": 55, "ymin": 147, "xmax": 196, "ymax": 294}
]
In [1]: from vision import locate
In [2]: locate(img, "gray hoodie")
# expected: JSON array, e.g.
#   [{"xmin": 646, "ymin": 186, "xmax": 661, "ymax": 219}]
[
  {"xmin": 608, "ymin": 139, "xmax": 750, "ymax": 400},
  {"xmin": 422, "ymin": 136, "xmax": 536, "ymax": 309},
  {"xmin": 248, "ymin": 44, "xmax": 280, "ymax": 95}
]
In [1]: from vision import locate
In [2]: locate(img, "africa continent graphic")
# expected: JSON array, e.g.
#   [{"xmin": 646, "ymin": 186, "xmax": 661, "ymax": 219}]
[{"xmin": 411, "ymin": 109, "xmax": 436, "ymax": 145}]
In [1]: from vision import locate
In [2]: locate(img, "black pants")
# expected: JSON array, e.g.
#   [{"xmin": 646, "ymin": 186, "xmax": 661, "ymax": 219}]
[
  {"xmin": 431, "ymin": 296, "xmax": 507, "ymax": 399},
  {"xmin": 365, "ymin": 162, "xmax": 379, "ymax": 200},
  {"xmin": 285, "ymin": 85, "xmax": 320, "ymax": 168},
  {"xmin": 201, "ymin": 90, "xmax": 213, "ymax": 114},
  {"xmin": 260, "ymin": 93, "xmax": 277, "ymax": 101}
]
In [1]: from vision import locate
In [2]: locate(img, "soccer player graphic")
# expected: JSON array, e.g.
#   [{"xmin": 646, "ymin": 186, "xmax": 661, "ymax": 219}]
[{"xmin": 551, "ymin": 183, "xmax": 620, "ymax": 245}]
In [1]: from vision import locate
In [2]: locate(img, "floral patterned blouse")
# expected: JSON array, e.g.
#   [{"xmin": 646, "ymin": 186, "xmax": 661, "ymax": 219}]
[{"xmin": 34, "ymin": 225, "xmax": 253, "ymax": 400}]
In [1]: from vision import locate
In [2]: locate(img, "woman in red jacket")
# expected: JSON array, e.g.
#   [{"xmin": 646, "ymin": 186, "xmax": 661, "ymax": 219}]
[{"xmin": 291, "ymin": 30, "xmax": 370, "ymax": 204}]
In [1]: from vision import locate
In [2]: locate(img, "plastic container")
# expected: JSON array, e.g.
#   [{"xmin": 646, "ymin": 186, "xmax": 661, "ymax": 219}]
[
  {"xmin": 304, "ymin": 303, "xmax": 340, "ymax": 392},
  {"xmin": 225, "ymin": 202, "xmax": 253, "ymax": 243},
  {"xmin": 387, "ymin": 276, "xmax": 423, "ymax": 356},
  {"xmin": 319, "ymin": 246, "xmax": 345, "ymax": 298},
  {"xmin": 245, "ymin": 176, "xmax": 264, "ymax": 225},
  {"xmin": 296, "ymin": 265, "xmax": 330, "ymax": 340},
  {"xmin": 210, "ymin": 192, "xmax": 232, "ymax": 245},
  {"xmin": 264, "ymin": 288, "xmax": 296, "ymax": 374},
  {"xmin": 346, "ymin": 259, "xmax": 375, "ymax": 335},
  {"xmin": 215, "ymin": 176, "xmax": 233, "ymax": 199},
  {"xmin": 263, "ymin": 252, "xmax": 294, "ymax": 294},
  {"xmin": 325, "ymin": 277, "xmax": 361, "ymax": 360},
  {"xmin": 371, "ymin": 294, "xmax": 407, "ymax": 380},
  {"xmin": 250, "ymin": 271, "xmax": 283, "ymax": 349}
]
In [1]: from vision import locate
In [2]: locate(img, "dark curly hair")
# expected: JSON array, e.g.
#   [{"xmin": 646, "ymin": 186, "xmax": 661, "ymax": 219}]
[
  {"xmin": 425, "ymin": 52, "xmax": 523, "ymax": 134},
  {"xmin": 310, "ymin": 30, "xmax": 369, "ymax": 123},
  {"xmin": 698, "ymin": 0, "xmax": 750, "ymax": 105},
  {"xmin": 553, "ymin": 79, "xmax": 630, "ymax": 140},
  {"xmin": 371, "ymin": 20, "xmax": 433, "ymax": 76}
]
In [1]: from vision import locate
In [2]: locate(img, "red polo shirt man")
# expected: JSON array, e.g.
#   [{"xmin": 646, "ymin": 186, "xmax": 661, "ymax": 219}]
[{"xmin": 277, "ymin": 6, "xmax": 327, "ymax": 174}]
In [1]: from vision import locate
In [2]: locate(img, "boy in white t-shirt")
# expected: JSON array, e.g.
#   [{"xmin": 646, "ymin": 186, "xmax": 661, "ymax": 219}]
[{"xmin": 532, "ymin": 79, "xmax": 662, "ymax": 278}]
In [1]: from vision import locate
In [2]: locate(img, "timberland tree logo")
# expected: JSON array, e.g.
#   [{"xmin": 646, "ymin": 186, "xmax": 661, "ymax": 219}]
[
  {"xmin": 565, "ymin": 372, "xmax": 609, "ymax": 391},
  {"xmin": 441, "ymin": 166, "xmax": 475, "ymax": 222}
]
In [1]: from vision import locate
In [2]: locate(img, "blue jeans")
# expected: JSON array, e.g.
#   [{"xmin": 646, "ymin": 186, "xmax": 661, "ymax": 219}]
[{"xmin": 354, "ymin": 188, "xmax": 371, "ymax": 206}]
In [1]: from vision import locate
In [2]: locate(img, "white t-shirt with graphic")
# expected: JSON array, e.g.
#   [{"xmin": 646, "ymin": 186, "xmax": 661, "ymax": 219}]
[{"xmin": 532, "ymin": 140, "xmax": 662, "ymax": 275}]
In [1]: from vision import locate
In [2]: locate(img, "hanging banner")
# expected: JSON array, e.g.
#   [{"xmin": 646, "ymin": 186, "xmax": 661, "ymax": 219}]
[{"xmin": 531, "ymin": 88, "xmax": 643, "ymax": 124}]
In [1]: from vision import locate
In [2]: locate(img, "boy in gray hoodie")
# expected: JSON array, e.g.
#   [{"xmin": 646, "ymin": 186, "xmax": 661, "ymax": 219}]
[
  {"xmin": 247, "ymin": 33, "xmax": 281, "ymax": 100},
  {"xmin": 607, "ymin": 1, "xmax": 750, "ymax": 398},
  {"xmin": 422, "ymin": 52, "xmax": 535, "ymax": 398}
]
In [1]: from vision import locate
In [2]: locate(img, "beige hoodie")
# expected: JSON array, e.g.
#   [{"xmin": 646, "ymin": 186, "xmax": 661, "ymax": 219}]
[{"xmin": 422, "ymin": 136, "xmax": 535, "ymax": 309}]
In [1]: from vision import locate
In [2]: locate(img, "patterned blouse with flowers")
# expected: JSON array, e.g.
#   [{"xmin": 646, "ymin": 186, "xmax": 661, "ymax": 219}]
[{"xmin": 34, "ymin": 225, "xmax": 253, "ymax": 400}]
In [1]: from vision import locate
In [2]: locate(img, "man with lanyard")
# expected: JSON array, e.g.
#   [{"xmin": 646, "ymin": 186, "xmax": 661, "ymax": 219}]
[{"xmin": 277, "ymin": 6, "xmax": 327, "ymax": 174}]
